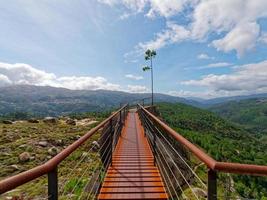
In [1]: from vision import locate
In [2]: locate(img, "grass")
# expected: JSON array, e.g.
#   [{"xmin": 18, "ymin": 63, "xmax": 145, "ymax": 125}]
[{"xmin": 0, "ymin": 117, "xmax": 104, "ymax": 200}]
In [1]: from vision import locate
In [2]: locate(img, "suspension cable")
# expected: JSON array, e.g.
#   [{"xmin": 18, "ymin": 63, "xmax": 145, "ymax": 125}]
[
  {"xmin": 63, "ymin": 133, "xmax": 111, "ymax": 198},
  {"xmin": 59, "ymin": 130, "xmax": 108, "ymax": 194},
  {"xmin": 154, "ymin": 131, "xmax": 200, "ymax": 200},
  {"xmin": 142, "ymin": 110, "xmax": 206, "ymax": 189}
]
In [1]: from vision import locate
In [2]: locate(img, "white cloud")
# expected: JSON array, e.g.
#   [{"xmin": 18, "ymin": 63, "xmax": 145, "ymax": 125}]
[
  {"xmin": 188, "ymin": 0, "xmax": 267, "ymax": 55},
  {"xmin": 125, "ymin": 74, "xmax": 144, "ymax": 80},
  {"xmin": 146, "ymin": 0, "xmax": 190, "ymax": 18},
  {"xmin": 138, "ymin": 21, "xmax": 191, "ymax": 50},
  {"xmin": 181, "ymin": 60, "xmax": 267, "ymax": 97},
  {"xmin": 198, "ymin": 62, "xmax": 232, "ymax": 69},
  {"xmin": 98, "ymin": 0, "xmax": 192, "ymax": 18},
  {"xmin": 197, "ymin": 53, "xmax": 214, "ymax": 60},
  {"xmin": 116, "ymin": 0, "xmax": 267, "ymax": 57},
  {"xmin": 0, "ymin": 62, "xmax": 120, "ymax": 91},
  {"xmin": 127, "ymin": 85, "xmax": 149, "ymax": 93},
  {"xmin": 211, "ymin": 22, "xmax": 260, "ymax": 56}
]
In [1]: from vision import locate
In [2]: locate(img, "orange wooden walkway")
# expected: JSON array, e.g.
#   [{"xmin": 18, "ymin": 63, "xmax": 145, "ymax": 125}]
[{"xmin": 98, "ymin": 111, "xmax": 168, "ymax": 200}]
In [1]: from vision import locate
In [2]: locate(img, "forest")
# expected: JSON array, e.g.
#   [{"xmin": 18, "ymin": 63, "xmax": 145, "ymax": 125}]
[{"xmin": 157, "ymin": 102, "xmax": 267, "ymax": 199}]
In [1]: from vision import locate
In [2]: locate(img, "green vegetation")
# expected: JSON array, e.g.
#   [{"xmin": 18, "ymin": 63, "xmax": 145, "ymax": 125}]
[
  {"xmin": 209, "ymin": 98, "xmax": 267, "ymax": 137},
  {"xmin": 157, "ymin": 102, "xmax": 267, "ymax": 199}
]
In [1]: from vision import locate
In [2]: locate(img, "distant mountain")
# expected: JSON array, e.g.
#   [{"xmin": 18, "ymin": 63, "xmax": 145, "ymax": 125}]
[
  {"xmin": 192, "ymin": 93, "xmax": 267, "ymax": 107},
  {"xmin": 209, "ymin": 98, "xmax": 267, "ymax": 136},
  {"xmin": 0, "ymin": 85, "xmax": 198, "ymax": 117}
]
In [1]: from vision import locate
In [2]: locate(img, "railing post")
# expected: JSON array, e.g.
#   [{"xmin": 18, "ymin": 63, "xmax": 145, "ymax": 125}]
[
  {"xmin": 208, "ymin": 169, "xmax": 217, "ymax": 200},
  {"xmin": 48, "ymin": 167, "xmax": 58, "ymax": 200},
  {"xmin": 153, "ymin": 131, "xmax": 156, "ymax": 166},
  {"xmin": 110, "ymin": 118, "xmax": 113, "ymax": 166},
  {"xmin": 119, "ymin": 110, "xmax": 122, "ymax": 125}
]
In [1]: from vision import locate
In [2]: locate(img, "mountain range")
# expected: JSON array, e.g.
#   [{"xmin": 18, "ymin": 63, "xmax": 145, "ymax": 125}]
[
  {"xmin": 1, "ymin": 85, "xmax": 267, "ymax": 118},
  {"xmin": 0, "ymin": 85, "xmax": 197, "ymax": 117}
]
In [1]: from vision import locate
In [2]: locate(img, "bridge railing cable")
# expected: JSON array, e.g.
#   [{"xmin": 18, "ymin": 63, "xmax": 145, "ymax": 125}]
[
  {"xmin": 137, "ymin": 104, "xmax": 267, "ymax": 200},
  {"xmin": 0, "ymin": 104, "xmax": 129, "ymax": 200}
]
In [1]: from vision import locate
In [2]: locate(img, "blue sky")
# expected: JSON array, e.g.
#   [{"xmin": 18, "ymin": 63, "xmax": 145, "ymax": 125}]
[{"xmin": 1, "ymin": 0, "xmax": 267, "ymax": 99}]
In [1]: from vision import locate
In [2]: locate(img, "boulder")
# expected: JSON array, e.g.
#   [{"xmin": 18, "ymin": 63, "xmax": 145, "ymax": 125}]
[
  {"xmin": 43, "ymin": 117, "xmax": 57, "ymax": 124},
  {"xmin": 28, "ymin": 119, "xmax": 39, "ymax": 123},
  {"xmin": 48, "ymin": 147, "xmax": 59, "ymax": 156},
  {"xmin": 66, "ymin": 119, "xmax": 76, "ymax": 125},
  {"xmin": 38, "ymin": 141, "xmax": 48, "ymax": 147},
  {"xmin": 19, "ymin": 152, "xmax": 30, "ymax": 162},
  {"xmin": 2, "ymin": 120, "xmax": 13, "ymax": 124}
]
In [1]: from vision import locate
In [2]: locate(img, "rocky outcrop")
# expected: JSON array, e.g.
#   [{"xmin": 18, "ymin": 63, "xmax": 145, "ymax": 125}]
[
  {"xmin": 28, "ymin": 119, "xmax": 39, "ymax": 123},
  {"xmin": 43, "ymin": 117, "xmax": 57, "ymax": 124}
]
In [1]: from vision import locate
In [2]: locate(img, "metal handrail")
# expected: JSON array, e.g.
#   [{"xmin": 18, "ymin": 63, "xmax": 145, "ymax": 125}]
[
  {"xmin": 0, "ymin": 104, "xmax": 128, "ymax": 194},
  {"xmin": 138, "ymin": 104, "xmax": 267, "ymax": 176}
]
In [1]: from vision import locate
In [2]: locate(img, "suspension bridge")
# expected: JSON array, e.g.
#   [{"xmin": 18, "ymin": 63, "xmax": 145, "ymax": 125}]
[{"xmin": 0, "ymin": 103, "xmax": 267, "ymax": 200}]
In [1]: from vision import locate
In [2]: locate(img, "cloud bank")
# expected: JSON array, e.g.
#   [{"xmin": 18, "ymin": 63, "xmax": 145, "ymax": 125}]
[
  {"xmin": 178, "ymin": 60, "xmax": 267, "ymax": 98},
  {"xmin": 0, "ymin": 62, "xmax": 150, "ymax": 94},
  {"xmin": 0, "ymin": 62, "xmax": 120, "ymax": 90}
]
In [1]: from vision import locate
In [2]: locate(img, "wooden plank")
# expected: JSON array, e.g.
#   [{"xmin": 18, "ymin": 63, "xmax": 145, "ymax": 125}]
[
  {"xmin": 102, "ymin": 181, "xmax": 165, "ymax": 188},
  {"xmin": 98, "ymin": 193, "xmax": 168, "ymax": 199},
  {"xmin": 100, "ymin": 187, "xmax": 166, "ymax": 193}
]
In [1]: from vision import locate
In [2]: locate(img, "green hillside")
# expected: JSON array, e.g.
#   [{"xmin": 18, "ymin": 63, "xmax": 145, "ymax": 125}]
[
  {"xmin": 209, "ymin": 98, "xmax": 267, "ymax": 136},
  {"xmin": 157, "ymin": 102, "xmax": 267, "ymax": 199}
]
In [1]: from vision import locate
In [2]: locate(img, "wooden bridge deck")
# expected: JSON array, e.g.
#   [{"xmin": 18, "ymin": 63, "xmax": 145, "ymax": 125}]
[{"xmin": 98, "ymin": 111, "xmax": 168, "ymax": 200}]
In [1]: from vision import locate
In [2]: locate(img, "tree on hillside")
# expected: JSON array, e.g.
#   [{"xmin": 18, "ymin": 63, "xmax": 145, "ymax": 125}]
[{"xmin": 142, "ymin": 49, "xmax": 156, "ymax": 105}]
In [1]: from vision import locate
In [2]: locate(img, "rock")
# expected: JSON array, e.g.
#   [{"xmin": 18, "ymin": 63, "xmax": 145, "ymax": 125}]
[
  {"xmin": 2, "ymin": 120, "xmax": 13, "ymax": 124},
  {"xmin": 92, "ymin": 141, "xmax": 100, "ymax": 151},
  {"xmin": 19, "ymin": 152, "xmax": 31, "ymax": 162},
  {"xmin": 29, "ymin": 156, "xmax": 35, "ymax": 161},
  {"xmin": 66, "ymin": 118, "xmax": 76, "ymax": 125},
  {"xmin": 28, "ymin": 119, "xmax": 39, "ymax": 123},
  {"xmin": 10, "ymin": 164, "xmax": 19, "ymax": 170},
  {"xmin": 56, "ymin": 139, "xmax": 63, "ymax": 146},
  {"xmin": 47, "ymin": 155, "xmax": 52, "ymax": 160},
  {"xmin": 43, "ymin": 117, "xmax": 57, "ymax": 124},
  {"xmin": 18, "ymin": 144, "xmax": 28, "ymax": 149},
  {"xmin": 38, "ymin": 141, "xmax": 48, "ymax": 147},
  {"xmin": 48, "ymin": 147, "xmax": 59, "ymax": 156}
]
